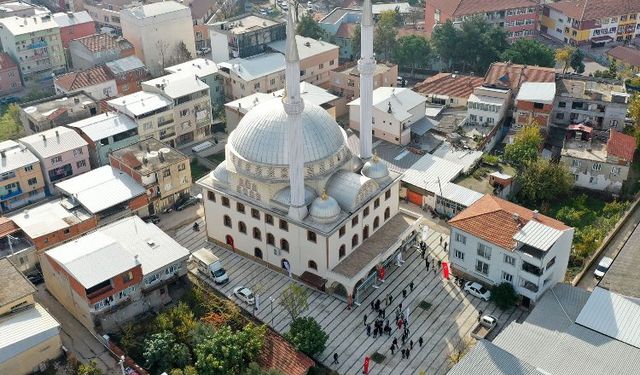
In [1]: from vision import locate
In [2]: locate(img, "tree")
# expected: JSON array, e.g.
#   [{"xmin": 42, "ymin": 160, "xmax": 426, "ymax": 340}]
[
  {"xmin": 279, "ymin": 283, "xmax": 309, "ymax": 320},
  {"xmin": 296, "ymin": 13, "xmax": 324, "ymax": 40},
  {"xmin": 170, "ymin": 367, "xmax": 198, "ymax": 375},
  {"xmin": 517, "ymin": 159, "xmax": 573, "ymax": 204},
  {"xmin": 173, "ymin": 41, "xmax": 193, "ymax": 66},
  {"xmin": 143, "ymin": 331, "xmax": 192, "ymax": 374},
  {"xmin": 503, "ymin": 125, "xmax": 543, "ymax": 167},
  {"xmin": 0, "ymin": 104, "xmax": 22, "ymax": 140},
  {"xmin": 156, "ymin": 40, "xmax": 170, "ymax": 71},
  {"xmin": 374, "ymin": 10, "xmax": 398, "ymax": 62},
  {"xmin": 570, "ymin": 48, "xmax": 585, "ymax": 74},
  {"xmin": 501, "ymin": 39, "xmax": 555, "ymax": 67},
  {"xmin": 244, "ymin": 362, "xmax": 284, "ymax": 375},
  {"xmin": 283, "ymin": 317, "xmax": 328, "ymax": 357},
  {"xmin": 154, "ymin": 302, "xmax": 197, "ymax": 344},
  {"xmin": 629, "ymin": 93, "xmax": 640, "ymax": 127},
  {"xmin": 490, "ymin": 282, "xmax": 518, "ymax": 310},
  {"xmin": 393, "ymin": 35, "xmax": 431, "ymax": 78},
  {"xmin": 431, "ymin": 20, "xmax": 460, "ymax": 70},
  {"xmin": 556, "ymin": 46, "xmax": 573, "ymax": 74},
  {"xmin": 194, "ymin": 324, "xmax": 266, "ymax": 375},
  {"xmin": 351, "ymin": 24, "xmax": 361, "ymax": 60},
  {"xmin": 76, "ymin": 361, "xmax": 104, "ymax": 375}
]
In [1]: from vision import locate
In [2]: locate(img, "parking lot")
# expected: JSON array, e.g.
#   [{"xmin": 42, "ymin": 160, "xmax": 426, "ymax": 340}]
[{"xmin": 175, "ymin": 219, "xmax": 528, "ymax": 374}]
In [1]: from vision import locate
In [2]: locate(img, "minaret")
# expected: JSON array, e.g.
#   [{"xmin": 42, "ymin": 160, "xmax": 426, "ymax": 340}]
[
  {"xmin": 358, "ymin": 0, "xmax": 375, "ymax": 160},
  {"xmin": 283, "ymin": 9, "xmax": 308, "ymax": 221}
]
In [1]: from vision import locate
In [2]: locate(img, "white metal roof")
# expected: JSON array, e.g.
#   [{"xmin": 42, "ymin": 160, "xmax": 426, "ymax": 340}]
[
  {"xmin": 432, "ymin": 181, "xmax": 483, "ymax": 206},
  {"xmin": 0, "ymin": 140, "xmax": 39, "ymax": 174},
  {"xmin": 51, "ymin": 11, "xmax": 93, "ymax": 27},
  {"xmin": 274, "ymin": 82, "xmax": 338, "ymax": 107},
  {"xmin": 401, "ymin": 153, "xmax": 463, "ymax": 193},
  {"xmin": 432, "ymin": 142, "xmax": 483, "ymax": 174},
  {"xmin": 490, "ymin": 171, "xmax": 512, "ymax": 180},
  {"xmin": 65, "ymin": 112, "xmax": 137, "ymax": 141},
  {"xmin": 449, "ymin": 340, "xmax": 544, "ymax": 375},
  {"xmin": 55, "ymin": 166, "xmax": 145, "ymax": 214},
  {"xmin": 576, "ymin": 287, "xmax": 640, "ymax": 349},
  {"xmin": 468, "ymin": 93, "xmax": 507, "ymax": 105},
  {"xmin": 8, "ymin": 200, "xmax": 93, "ymax": 239},
  {"xmin": 107, "ymin": 91, "xmax": 172, "ymax": 117},
  {"xmin": 349, "ymin": 87, "xmax": 427, "ymax": 122},
  {"xmin": 224, "ymin": 92, "xmax": 274, "ymax": 114},
  {"xmin": 218, "ymin": 53, "xmax": 285, "ymax": 82},
  {"xmin": 516, "ymin": 82, "xmax": 556, "ymax": 104},
  {"xmin": 0, "ymin": 14, "xmax": 59, "ymax": 35},
  {"xmin": 143, "ymin": 71, "xmax": 209, "ymax": 99},
  {"xmin": 165, "ymin": 58, "xmax": 219, "ymax": 77},
  {"xmin": 268, "ymin": 35, "xmax": 339, "ymax": 61},
  {"xmin": 123, "ymin": 1, "xmax": 188, "ymax": 19},
  {"xmin": 513, "ymin": 220, "xmax": 564, "ymax": 251},
  {"xmin": 105, "ymin": 56, "xmax": 146, "ymax": 75},
  {"xmin": 0, "ymin": 303, "xmax": 60, "ymax": 363},
  {"xmin": 19, "ymin": 127, "xmax": 88, "ymax": 159}
]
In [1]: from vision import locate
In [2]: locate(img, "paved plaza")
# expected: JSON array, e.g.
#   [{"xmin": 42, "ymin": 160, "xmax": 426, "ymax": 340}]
[{"xmin": 174, "ymin": 218, "xmax": 528, "ymax": 375}]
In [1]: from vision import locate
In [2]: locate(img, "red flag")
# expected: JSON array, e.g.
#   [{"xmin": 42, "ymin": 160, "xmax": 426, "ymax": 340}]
[
  {"xmin": 442, "ymin": 262, "xmax": 450, "ymax": 279},
  {"xmin": 363, "ymin": 357, "xmax": 370, "ymax": 374},
  {"xmin": 378, "ymin": 267, "xmax": 385, "ymax": 281}
]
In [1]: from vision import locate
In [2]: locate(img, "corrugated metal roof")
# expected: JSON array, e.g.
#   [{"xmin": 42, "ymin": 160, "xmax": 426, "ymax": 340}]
[
  {"xmin": 513, "ymin": 220, "xmax": 564, "ymax": 251},
  {"xmin": 219, "ymin": 53, "xmax": 285, "ymax": 82},
  {"xmin": 409, "ymin": 117, "xmax": 433, "ymax": 136},
  {"xmin": 401, "ymin": 153, "xmax": 463, "ymax": 193},
  {"xmin": 107, "ymin": 91, "xmax": 172, "ymax": 117},
  {"xmin": 8, "ymin": 200, "xmax": 93, "ymax": 239},
  {"xmin": 516, "ymin": 82, "xmax": 556, "ymax": 104},
  {"xmin": 66, "ymin": 112, "xmax": 137, "ymax": 141},
  {"xmin": 526, "ymin": 283, "xmax": 591, "ymax": 332},
  {"xmin": 435, "ymin": 181, "xmax": 483, "ymax": 207},
  {"xmin": 165, "ymin": 58, "xmax": 219, "ymax": 77},
  {"xmin": 143, "ymin": 71, "xmax": 209, "ymax": 99},
  {"xmin": 268, "ymin": 35, "xmax": 338, "ymax": 61},
  {"xmin": 576, "ymin": 287, "xmax": 640, "ymax": 349},
  {"xmin": 349, "ymin": 87, "xmax": 427, "ymax": 122},
  {"xmin": 432, "ymin": 141, "xmax": 483, "ymax": 174},
  {"xmin": 0, "ymin": 303, "xmax": 60, "ymax": 363},
  {"xmin": 0, "ymin": 140, "xmax": 39, "ymax": 174},
  {"xmin": 19, "ymin": 127, "xmax": 88, "ymax": 159},
  {"xmin": 448, "ymin": 340, "xmax": 545, "ymax": 375},
  {"xmin": 51, "ymin": 11, "xmax": 93, "ymax": 27},
  {"xmin": 105, "ymin": 56, "xmax": 146, "ymax": 75}
]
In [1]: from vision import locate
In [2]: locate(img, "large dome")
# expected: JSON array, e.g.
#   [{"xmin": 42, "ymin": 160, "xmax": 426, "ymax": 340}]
[{"xmin": 228, "ymin": 100, "xmax": 348, "ymax": 166}]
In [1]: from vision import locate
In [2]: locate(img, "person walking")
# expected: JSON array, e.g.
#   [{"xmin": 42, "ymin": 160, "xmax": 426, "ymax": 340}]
[
  {"xmin": 444, "ymin": 242, "xmax": 448, "ymax": 251},
  {"xmin": 440, "ymin": 236, "xmax": 443, "ymax": 245},
  {"xmin": 402, "ymin": 289, "xmax": 407, "ymax": 298},
  {"xmin": 390, "ymin": 344, "xmax": 396, "ymax": 355},
  {"xmin": 425, "ymin": 258, "xmax": 430, "ymax": 270},
  {"xmin": 410, "ymin": 340, "xmax": 414, "ymax": 350},
  {"xmin": 370, "ymin": 300, "xmax": 375, "ymax": 311},
  {"xmin": 419, "ymin": 337, "xmax": 424, "ymax": 347},
  {"xmin": 409, "ymin": 281, "xmax": 414, "ymax": 292},
  {"xmin": 401, "ymin": 334, "xmax": 406, "ymax": 345},
  {"xmin": 401, "ymin": 348, "xmax": 406, "ymax": 359},
  {"xmin": 438, "ymin": 259, "xmax": 442, "ymax": 269},
  {"xmin": 478, "ymin": 310, "xmax": 483, "ymax": 322},
  {"xmin": 332, "ymin": 353, "xmax": 339, "ymax": 364},
  {"xmin": 363, "ymin": 314, "xmax": 367, "ymax": 326},
  {"xmin": 406, "ymin": 348, "xmax": 411, "ymax": 359},
  {"xmin": 366, "ymin": 324, "xmax": 371, "ymax": 337},
  {"xmin": 381, "ymin": 308, "xmax": 386, "ymax": 319}
]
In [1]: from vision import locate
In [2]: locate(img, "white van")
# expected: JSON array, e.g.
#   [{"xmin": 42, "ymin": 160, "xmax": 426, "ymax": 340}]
[
  {"xmin": 594, "ymin": 256, "xmax": 613, "ymax": 279},
  {"xmin": 192, "ymin": 248, "xmax": 229, "ymax": 284},
  {"xmin": 191, "ymin": 141, "xmax": 214, "ymax": 154}
]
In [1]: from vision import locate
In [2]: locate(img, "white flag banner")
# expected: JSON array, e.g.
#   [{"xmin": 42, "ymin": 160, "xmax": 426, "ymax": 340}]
[{"xmin": 255, "ymin": 294, "xmax": 260, "ymax": 310}]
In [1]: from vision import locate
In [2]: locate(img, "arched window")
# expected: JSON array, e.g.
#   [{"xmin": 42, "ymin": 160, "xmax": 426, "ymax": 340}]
[
  {"xmin": 223, "ymin": 215, "xmax": 232, "ymax": 228},
  {"xmin": 239, "ymin": 221, "xmax": 247, "ymax": 234},
  {"xmin": 373, "ymin": 216, "xmax": 380, "ymax": 229},
  {"xmin": 384, "ymin": 207, "xmax": 390, "ymax": 220},
  {"xmin": 267, "ymin": 233, "xmax": 275, "ymax": 246},
  {"xmin": 352, "ymin": 234, "xmax": 359, "ymax": 247},
  {"xmin": 280, "ymin": 239, "xmax": 289, "ymax": 252},
  {"xmin": 308, "ymin": 260, "xmax": 318, "ymax": 270},
  {"xmin": 254, "ymin": 248, "xmax": 263, "ymax": 259},
  {"xmin": 253, "ymin": 227, "xmax": 261, "ymax": 240},
  {"xmin": 363, "ymin": 225, "xmax": 369, "ymax": 240},
  {"xmin": 339, "ymin": 245, "xmax": 346, "ymax": 259}
]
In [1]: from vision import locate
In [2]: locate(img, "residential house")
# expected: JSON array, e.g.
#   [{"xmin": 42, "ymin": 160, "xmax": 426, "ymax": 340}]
[
  {"xmin": 560, "ymin": 126, "xmax": 636, "ymax": 194},
  {"xmin": 208, "ymin": 13, "xmax": 285, "ymax": 63},
  {"xmin": 18, "ymin": 91, "xmax": 100, "ymax": 134},
  {"xmin": 83, "ymin": 0, "xmax": 143, "ymax": 33},
  {"xmin": 120, "ymin": 1, "xmax": 196, "ymax": 75},
  {"xmin": 514, "ymin": 82, "xmax": 556, "ymax": 130},
  {"xmin": 19, "ymin": 127, "xmax": 91, "ymax": 193},
  {"xmin": 194, "ymin": 24, "xmax": 209, "ymax": 51},
  {"xmin": 165, "ymin": 58, "xmax": 224, "ymax": 109},
  {"xmin": 0, "ymin": 259, "xmax": 62, "ymax": 375},
  {"xmin": 109, "ymin": 138, "xmax": 191, "ymax": 214},
  {"xmin": 0, "ymin": 2, "xmax": 43, "ymax": 18},
  {"xmin": 448, "ymin": 194, "xmax": 574, "ymax": 305},
  {"xmin": 40, "ymin": 215, "xmax": 190, "ymax": 332},
  {"xmin": 54, "ymin": 65, "xmax": 117, "ymax": 99},
  {"xmin": 348, "ymin": 87, "xmax": 428, "ymax": 146},
  {"xmin": 0, "ymin": 14, "xmax": 66, "ymax": 83},
  {"xmin": 467, "ymin": 86, "xmax": 510, "ymax": 128},
  {"xmin": 318, "ymin": 8, "xmax": 361, "ymax": 60},
  {"xmin": 0, "ymin": 52, "xmax": 22, "ymax": 95},
  {"xmin": 540, "ymin": 0, "xmax": 640, "ymax": 46},
  {"xmin": 0, "ymin": 141, "xmax": 46, "ymax": 214},
  {"xmin": 65, "ymin": 112, "xmax": 139, "ymax": 167},
  {"xmin": 51, "ymin": 11, "xmax": 96, "ymax": 50},
  {"xmin": 104, "ymin": 56, "xmax": 150, "ymax": 96},
  {"xmin": 69, "ymin": 33, "xmax": 135, "ymax": 70},
  {"xmin": 0, "ymin": 217, "xmax": 37, "ymax": 272},
  {"xmin": 187, "ymin": 0, "xmax": 217, "ymax": 26},
  {"xmin": 414, "ymin": 72, "xmax": 483, "ymax": 108},
  {"xmin": 482, "ymin": 62, "xmax": 556, "ymax": 105},
  {"xmin": 331, "ymin": 62, "xmax": 398, "ymax": 101},
  {"xmin": 606, "ymin": 46, "xmax": 640, "ymax": 72},
  {"xmin": 425, "ymin": 0, "xmax": 539, "ymax": 41},
  {"xmin": 552, "ymin": 76, "xmax": 629, "ymax": 131}
]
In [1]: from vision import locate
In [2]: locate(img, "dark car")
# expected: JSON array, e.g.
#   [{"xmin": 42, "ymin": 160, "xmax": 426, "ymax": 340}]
[
  {"xmin": 141, "ymin": 215, "xmax": 161, "ymax": 224},
  {"xmin": 27, "ymin": 272, "xmax": 44, "ymax": 285},
  {"xmin": 176, "ymin": 195, "xmax": 200, "ymax": 211},
  {"xmin": 0, "ymin": 96, "xmax": 18, "ymax": 105},
  {"xmin": 172, "ymin": 194, "xmax": 190, "ymax": 210}
]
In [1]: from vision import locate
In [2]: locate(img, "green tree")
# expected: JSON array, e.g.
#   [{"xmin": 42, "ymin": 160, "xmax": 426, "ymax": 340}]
[
  {"xmin": 194, "ymin": 324, "xmax": 266, "ymax": 375},
  {"xmin": 244, "ymin": 362, "xmax": 284, "ymax": 375},
  {"xmin": 518, "ymin": 159, "xmax": 573, "ymax": 204},
  {"xmin": 393, "ymin": 35, "xmax": 431, "ymax": 78},
  {"xmin": 0, "ymin": 104, "xmax": 22, "ymax": 140},
  {"xmin": 169, "ymin": 366, "xmax": 198, "ymax": 375},
  {"xmin": 490, "ymin": 282, "xmax": 518, "ymax": 310},
  {"xmin": 351, "ymin": 23, "xmax": 361, "ymax": 60},
  {"xmin": 174, "ymin": 41, "xmax": 193, "ymax": 65},
  {"xmin": 501, "ymin": 39, "xmax": 555, "ymax": 67},
  {"xmin": 296, "ymin": 13, "xmax": 325, "ymax": 40},
  {"xmin": 154, "ymin": 302, "xmax": 197, "ymax": 344},
  {"xmin": 143, "ymin": 331, "xmax": 192, "ymax": 374},
  {"xmin": 556, "ymin": 46, "xmax": 573, "ymax": 74},
  {"xmin": 628, "ymin": 94, "xmax": 640, "ymax": 146},
  {"xmin": 570, "ymin": 48, "xmax": 585, "ymax": 74},
  {"xmin": 503, "ymin": 125, "xmax": 543, "ymax": 167},
  {"xmin": 374, "ymin": 10, "xmax": 398, "ymax": 61},
  {"xmin": 76, "ymin": 361, "xmax": 104, "ymax": 375},
  {"xmin": 279, "ymin": 283, "xmax": 309, "ymax": 320},
  {"xmin": 431, "ymin": 20, "xmax": 460, "ymax": 70},
  {"xmin": 284, "ymin": 317, "xmax": 328, "ymax": 357}
]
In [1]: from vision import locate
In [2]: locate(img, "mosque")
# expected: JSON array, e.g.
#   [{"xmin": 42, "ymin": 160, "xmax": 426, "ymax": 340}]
[{"xmin": 198, "ymin": 1, "xmax": 422, "ymax": 304}]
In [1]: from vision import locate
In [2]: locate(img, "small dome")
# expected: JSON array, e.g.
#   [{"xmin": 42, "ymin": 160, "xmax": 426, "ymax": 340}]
[
  {"xmin": 309, "ymin": 192, "xmax": 341, "ymax": 224},
  {"xmin": 361, "ymin": 154, "xmax": 389, "ymax": 180},
  {"xmin": 211, "ymin": 161, "xmax": 229, "ymax": 184}
]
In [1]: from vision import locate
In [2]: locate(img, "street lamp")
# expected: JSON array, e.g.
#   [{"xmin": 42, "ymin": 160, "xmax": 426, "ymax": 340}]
[{"xmin": 269, "ymin": 297, "xmax": 274, "ymax": 326}]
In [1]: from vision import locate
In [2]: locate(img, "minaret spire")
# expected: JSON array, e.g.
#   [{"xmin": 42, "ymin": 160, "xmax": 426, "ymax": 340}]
[
  {"xmin": 283, "ymin": 8, "xmax": 307, "ymax": 221},
  {"xmin": 358, "ymin": 0, "xmax": 375, "ymax": 160}
]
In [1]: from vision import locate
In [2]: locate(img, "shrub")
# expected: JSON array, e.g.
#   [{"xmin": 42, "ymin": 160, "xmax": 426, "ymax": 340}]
[
  {"xmin": 284, "ymin": 317, "xmax": 328, "ymax": 357},
  {"xmin": 490, "ymin": 282, "xmax": 518, "ymax": 310},
  {"xmin": 371, "ymin": 352, "xmax": 386, "ymax": 363},
  {"xmin": 418, "ymin": 301, "xmax": 432, "ymax": 310}
]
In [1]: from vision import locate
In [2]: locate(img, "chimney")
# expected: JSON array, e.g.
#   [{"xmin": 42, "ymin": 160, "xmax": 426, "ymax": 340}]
[
  {"xmin": 512, "ymin": 213, "xmax": 520, "ymax": 222},
  {"xmin": 0, "ymin": 150, "xmax": 5, "ymax": 158},
  {"xmin": 41, "ymin": 134, "xmax": 46, "ymax": 141},
  {"xmin": 55, "ymin": 130, "xmax": 59, "ymax": 138},
  {"xmin": 533, "ymin": 210, "xmax": 539, "ymax": 220}
]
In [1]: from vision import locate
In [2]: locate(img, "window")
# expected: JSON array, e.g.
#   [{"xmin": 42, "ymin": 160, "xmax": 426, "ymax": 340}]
[
  {"xmin": 307, "ymin": 230, "xmax": 317, "ymax": 243},
  {"xmin": 280, "ymin": 239, "xmax": 289, "ymax": 252},
  {"xmin": 63, "ymin": 228, "xmax": 70, "ymax": 235},
  {"xmin": 339, "ymin": 245, "xmax": 346, "ymax": 259},
  {"xmin": 454, "ymin": 250, "xmax": 464, "ymax": 260},
  {"xmin": 504, "ymin": 254, "xmax": 515, "ymax": 266},
  {"xmin": 572, "ymin": 159, "xmax": 581, "ymax": 167},
  {"xmin": 237, "ymin": 203, "xmax": 245, "ymax": 213},
  {"xmin": 73, "ymin": 148, "xmax": 83, "ymax": 156},
  {"xmin": 546, "ymin": 256, "xmax": 556, "ymax": 270},
  {"xmin": 611, "ymin": 166, "xmax": 621, "ymax": 175},
  {"xmin": 51, "ymin": 156, "xmax": 62, "ymax": 164},
  {"xmin": 251, "ymin": 208, "xmax": 260, "ymax": 219},
  {"xmin": 222, "ymin": 197, "xmax": 230, "ymax": 207},
  {"xmin": 352, "ymin": 215, "xmax": 359, "ymax": 226},
  {"xmin": 502, "ymin": 272, "xmax": 513, "ymax": 283},
  {"xmin": 475, "ymin": 260, "xmax": 489, "ymax": 275},
  {"xmin": 384, "ymin": 207, "xmax": 390, "ymax": 220},
  {"xmin": 122, "ymin": 271, "xmax": 133, "ymax": 283},
  {"xmin": 363, "ymin": 207, "xmax": 369, "ymax": 217},
  {"xmin": 373, "ymin": 216, "xmax": 380, "ymax": 229},
  {"xmin": 319, "ymin": 63, "xmax": 324, "ymax": 69},
  {"xmin": 477, "ymin": 243, "xmax": 492, "ymax": 259},
  {"xmin": 455, "ymin": 233, "xmax": 466, "ymax": 244},
  {"xmin": 308, "ymin": 260, "xmax": 318, "ymax": 270},
  {"xmin": 239, "ymin": 221, "xmax": 247, "ymax": 234},
  {"xmin": 374, "ymin": 198, "xmax": 380, "ymax": 209},
  {"xmin": 76, "ymin": 160, "xmax": 86, "ymax": 169},
  {"xmin": 24, "ymin": 165, "xmax": 33, "ymax": 172},
  {"xmin": 163, "ymin": 169, "xmax": 171, "ymax": 178},
  {"xmin": 178, "ymin": 163, "xmax": 186, "ymax": 171},
  {"xmin": 352, "ymin": 234, "xmax": 359, "ymax": 247},
  {"xmin": 254, "ymin": 248, "xmax": 263, "ymax": 259},
  {"xmin": 556, "ymin": 113, "xmax": 565, "ymax": 120},
  {"xmin": 363, "ymin": 225, "xmax": 369, "ymax": 240},
  {"xmin": 223, "ymin": 215, "xmax": 232, "ymax": 227},
  {"xmin": 533, "ymin": 102, "xmax": 544, "ymax": 109},
  {"xmin": 385, "ymin": 190, "xmax": 391, "ymax": 200},
  {"xmin": 339, "ymin": 226, "xmax": 346, "ymax": 237},
  {"xmin": 592, "ymin": 163, "xmax": 602, "ymax": 171},
  {"xmin": 207, "ymin": 191, "xmax": 216, "ymax": 201},
  {"xmin": 27, "ymin": 177, "xmax": 37, "ymax": 185},
  {"xmin": 267, "ymin": 233, "xmax": 275, "ymax": 245},
  {"xmin": 609, "ymin": 120, "xmax": 618, "ymax": 127},
  {"xmin": 279, "ymin": 219, "xmax": 288, "ymax": 231},
  {"xmin": 253, "ymin": 227, "xmax": 261, "ymax": 240},
  {"xmin": 265, "ymin": 214, "xmax": 273, "ymax": 225}
]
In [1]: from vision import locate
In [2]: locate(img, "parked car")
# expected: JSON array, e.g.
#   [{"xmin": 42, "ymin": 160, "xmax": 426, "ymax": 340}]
[
  {"xmin": 0, "ymin": 96, "xmax": 18, "ymax": 105},
  {"xmin": 27, "ymin": 272, "xmax": 44, "ymax": 285},
  {"xmin": 233, "ymin": 286, "xmax": 255, "ymax": 305},
  {"xmin": 141, "ymin": 215, "xmax": 160, "ymax": 224},
  {"xmin": 471, "ymin": 314, "xmax": 498, "ymax": 339},
  {"xmin": 594, "ymin": 256, "xmax": 613, "ymax": 279},
  {"xmin": 176, "ymin": 195, "xmax": 200, "ymax": 211},
  {"xmin": 464, "ymin": 281, "xmax": 491, "ymax": 301}
]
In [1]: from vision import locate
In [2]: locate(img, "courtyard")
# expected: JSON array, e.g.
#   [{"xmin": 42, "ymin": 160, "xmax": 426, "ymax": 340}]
[{"xmin": 174, "ymin": 218, "xmax": 528, "ymax": 375}]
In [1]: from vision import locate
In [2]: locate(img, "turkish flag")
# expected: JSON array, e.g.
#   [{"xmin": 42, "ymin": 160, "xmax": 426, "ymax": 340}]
[
  {"xmin": 378, "ymin": 267, "xmax": 385, "ymax": 281},
  {"xmin": 363, "ymin": 357, "xmax": 370, "ymax": 374},
  {"xmin": 442, "ymin": 262, "xmax": 450, "ymax": 279}
]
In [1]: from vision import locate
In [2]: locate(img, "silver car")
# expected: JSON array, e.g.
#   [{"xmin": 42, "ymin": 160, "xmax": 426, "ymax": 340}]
[{"xmin": 233, "ymin": 287, "xmax": 255, "ymax": 305}]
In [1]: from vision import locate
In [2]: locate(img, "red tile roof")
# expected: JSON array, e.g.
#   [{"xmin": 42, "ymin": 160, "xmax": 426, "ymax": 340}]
[
  {"xmin": 428, "ymin": 0, "xmax": 463, "ymax": 16},
  {"xmin": 336, "ymin": 22, "xmax": 356, "ymax": 38},
  {"xmin": 607, "ymin": 46, "xmax": 640, "ymax": 67},
  {"xmin": 258, "ymin": 330, "xmax": 315, "ymax": 375},
  {"xmin": 607, "ymin": 130, "xmax": 636, "ymax": 162},
  {"xmin": 0, "ymin": 217, "xmax": 19, "ymax": 238},
  {"xmin": 547, "ymin": 0, "xmax": 640, "ymax": 21},
  {"xmin": 454, "ymin": 0, "xmax": 538, "ymax": 17},
  {"xmin": 449, "ymin": 195, "xmax": 569, "ymax": 250},
  {"xmin": 414, "ymin": 72, "xmax": 483, "ymax": 100},
  {"xmin": 73, "ymin": 33, "xmax": 132, "ymax": 53},
  {"xmin": 483, "ymin": 62, "xmax": 556, "ymax": 91},
  {"xmin": 0, "ymin": 52, "xmax": 17, "ymax": 71},
  {"xmin": 55, "ymin": 65, "xmax": 114, "ymax": 91}
]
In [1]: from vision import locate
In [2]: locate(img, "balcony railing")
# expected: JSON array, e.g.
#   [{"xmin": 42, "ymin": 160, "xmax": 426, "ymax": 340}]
[
  {"xmin": 159, "ymin": 131, "xmax": 176, "ymax": 140},
  {"xmin": 0, "ymin": 187, "xmax": 22, "ymax": 200},
  {"xmin": 522, "ymin": 261, "xmax": 543, "ymax": 276},
  {"xmin": 521, "ymin": 280, "xmax": 539, "ymax": 293},
  {"xmin": 157, "ymin": 118, "xmax": 174, "ymax": 127}
]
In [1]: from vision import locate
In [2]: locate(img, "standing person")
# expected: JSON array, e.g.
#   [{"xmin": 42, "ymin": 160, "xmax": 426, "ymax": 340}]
[
  {"xmin": 438, "ymin": 259, "xmax": 442, "ymax": 269},
  {"xmin": 363, "ymin": 314, "xmax": 367, "ymax": 326},
  {"xmin": 399, "ymin": 302, "xmax": 403, "ymax": 311},
  {"xmin": 444, "ymin": 242, "xmax": 448, "ymax": 251},
  {"xmin": 409, "ymin": 281, "xmax": 414, "ymax": 292},
  {"xmin": 402, "ymin": 289, "xmax": 407, "ymax": 298},
  {"xmin": 375, "ymin": 299, "xmax": 381, "ymax": 312},
  {"xmin": 425, "ymin": 258, "xmax": 430, "ymax": 270},
  {"xmin": 419, "ymin": 337, "xmax": 424, "ymax": 347},
  {"xmin": 440, "ymin": 236, "xmax": 443, "ymax": 245},
  {"xmin": 401, "ymin": 348, "xmax": 406, "ymax": 359},
  {"xmin": 401, "ymin": 334, "xmax": 406, "ymax": 346},
  {"xmin": 478, "ymin": 310, "xmax": 483, "ymax": 322},
  {"xmin": 370, "ymin": 300, "xmax": 375, "ymax": 311},
  {"xmin": 366, "ymin": 324, "xmax": 371, "ymax": 336},
  {"xmin": 387, "ymin": 293, "xmax": 392, "ymax": 305},
  {"xmin": 332, "ymin": 353, "xmax": 339, "ymax": 364},
  {"xmin": 406, "ymin": 348, "xmax": 410, "ymax": 358},
  {"xmin": 410, "ymin": 340, "xmax": 414, "ymax": 350},
  {"xmin": 390, "ymin": 344, "xmax": 395, "ymax": 355},
  {"xmin": 393, "ymin": 337, "xmax": 398, "ymax": 347},
  {"xmin": 381, "ymin": 308, "xmax": 386, "ymax": 319}
]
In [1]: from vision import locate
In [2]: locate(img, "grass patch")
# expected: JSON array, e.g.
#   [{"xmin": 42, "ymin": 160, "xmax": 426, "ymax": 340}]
[
  {"xmin": 190, "ymin": 159, "xmax": 210, "ymax": 180},
  {"xmin": 206, "ymin": 152, "xmax": 225, "ymax": 165},
  {"xmin": 418, "ymin": 300, "xmax": 432, "ymax": 310},
  {"xmin": 371, "ymin": 352, "xmax": 386, "ymax": 364}
]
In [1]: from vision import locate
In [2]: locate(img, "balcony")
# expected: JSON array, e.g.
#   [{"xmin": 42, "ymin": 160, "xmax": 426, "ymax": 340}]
[
  {"xmin": 0, "ymin": 186, "xmax": 22, "ymax": 200},
  {"xmin": 157, "ymin": 118, "xmax": 174, "ymax": 127},
  {"xmin": 521, "ymin": 280, "xmax": 539, "ymax": 293},
  {"xmin": 522, "ymin": 261, "xmax": 543, "ymax": 277},
  {"xmin": 86, "ymin": 284, "xmax": 113, "ymax": 300},
  {"xmin": 160, "ymin": 131, "xmax": 176, "ymax": 140}
]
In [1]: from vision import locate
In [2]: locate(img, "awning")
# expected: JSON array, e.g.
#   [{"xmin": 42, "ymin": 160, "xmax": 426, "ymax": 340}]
[
  {"xmin": 411, "ymin": 117, "xmax": 436, "ymax": 136},
  {"xmin": 300, "ymin": 271, "xmax": 327, "ymax": 291},
  {"xmin": 591, "ymin": 35, "xmax": 613, "ymax": 43}
]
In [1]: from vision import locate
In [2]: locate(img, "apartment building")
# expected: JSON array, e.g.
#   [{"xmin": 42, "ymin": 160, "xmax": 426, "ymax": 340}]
[
  {"xmin": 541, "ymin": 0, "xmax": 640, "ymax": 46},
  {"xmin": 414, "ymin": 72, "xmax": 483, "ymax": 108},
  {"xmin": 83, "ymin": 0, "xmax": 139, "ymax": 32},
  {"xmin": 514, "ymin": 82, "xmax": 556, "ymax": 129},
  {"xmin": 0, "ymin": 259, "xmax": 62, "ymax": 375},
  {"xmin": 561, "ymin": 127, "xmax": 636, "ymax": 194},
  {"xmin": 165, "ymin": 58, "xmax": 224, "ymax": 109},
  {"xmin": 54, "ymin": 65, "xmax": 117, "ymax": 99},
  {"xmin": 0, "ymin": 14, "xmax": 65, "ymax": 83},
  {"xmin": 606, "ymin": 46, "xmax": 640, "ymax": 72},
  {"xmin": 105, "ymin": 56, "xmax": 150, "ymax": 96},
  {"xmin": 19, "ymin": 127, "xmax": 91, "ymax": 194},
  {"xmin": 425, "ymin": 0, "xmax": 539, "ymax": 41},
  {"xmin": 319, "ymin": 8, "xmax": 361, "ymax": 60},
  {"xmin": 208, "ymin": 13, "xmax": 285, "ymax": 63},
  {"xmin": 448, "ymin": 194, "xmax": 574, "ymax": 305},
  {"xmin": 483, "ymin": 62, "xmax": 556, "ymax": 109},
  {"xmin": 109, "ymin": 138, "xmax": 191, "ymax": 214},
  {"xmin": 0, "ymin": 52, "xmax": 22, "ymax": 95},
  {"xmin": 0, "ymin": 1, "xmax": 43, "ymax": 18},
  {"xmin": 330, "ymin": 62, "xmax": 398, "ymax": 101},
  {"xmin": 69, "ymin": 33, "xmax": 134, "ymax": 69},
  {"xmin": 121, "ymin": 1, "xmax": 196, "ymax": 75},
  {"xmin": 51, "ymin": 11, "xmax": 96, "ymax": 49},
  {"xmin": 0, "ymin": 141, "xmax": 46, "ymax": 214},
  {"xmin": 41, "ymin": 215, "xmax": 190, "ymax": 332},
  {"xmin": 0, "ymin": 217, "xmax": 37, "ymax": 272},
  {"xmin": 467, "ymin": 86, "xmax": 510, "ymax": 127},
  {"xmin": 19, "ymin": 91, "xmax": 100, "ymax": 134}
]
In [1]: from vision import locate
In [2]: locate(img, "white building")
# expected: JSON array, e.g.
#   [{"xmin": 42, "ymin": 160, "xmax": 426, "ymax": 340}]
[
  {"xmin": 448, "ymin": 194, "xmax": 574, "ymax": 305},
  {"xmin": 467, "ymin": 86, "xmax": 510, "ymax": 127},
  {"xmin": 120, "ymin": 1, "xmax": 196, "ymax": 75}
]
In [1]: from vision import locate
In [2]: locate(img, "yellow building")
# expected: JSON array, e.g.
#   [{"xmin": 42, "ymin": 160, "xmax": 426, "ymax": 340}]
[{"xmin": 0, "ymin": 140, "xmax": 46, "ymax": 214}]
